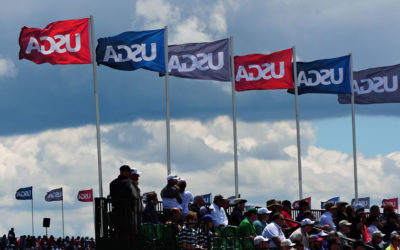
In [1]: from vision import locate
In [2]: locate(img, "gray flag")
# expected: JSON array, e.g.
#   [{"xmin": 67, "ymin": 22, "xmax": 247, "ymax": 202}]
[
  {"xmin": 45, "ymin": 187, "xmax": 63, "ymax": 202},
  {"xmin": 167, "ymin": 38, "xmax": 231, "ymax": 81},
  {"xmin": 338, "ymin": 64, "xmax": 400, "ymax": 104}
]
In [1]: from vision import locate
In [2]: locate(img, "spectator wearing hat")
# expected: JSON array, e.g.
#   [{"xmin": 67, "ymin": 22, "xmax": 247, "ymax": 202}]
[
  {"xmin": 253, "ymin": 208, "xmax": 271, "ymax": 235},
  {"xmin": 335, "ymin": 201, "xmax": 348, "ymax": 227},
  {"xmin": 307, "ymin": 234, "xmax": 322, "ymax": 250},
  {"xmin": 386, "ymin": 233, "xmax": 400, "ymax": 250},
  {"xmin": 368, "ymin": 230, "xmax": 386, "ymax": 250},
  {"xmin": 254, "ymin": 236, "xmax": 270, "ymax": 249},
  {"xmin": 197, "ymin": 214, "xmax": 216, "ymax": 249},
  {"xmin": 337, "ymin": 220, "xmax": 351, "ymax": 247},
  {"xmin": 142, "ymin": 191, "xmax": 160, "ymax": 224},
  {"xmin": 319, "ymin": 202, "xmax": 337, "ymax": 232},
  {"xmin": 289, "ymin": 218, "xmax": 314, "ymax": 249},
  {"xmin": 230, "ymin": 198, "xmax": 247, "ymax": 226},
  {"xmin": 130, "ymin": 168, "xmax": 143, "ymax": 231},
  {"xmin": 282, "ymin": 200, "xmax": 297, "ymax": 229},
  {"xmin": 161, "ymin": 174, "xmax": 182, "ymax": 222},
  {"xmin": 296, "ymin": 200, "xmax": 310, "ymax": 223},
  {"xmin": 109, "ymin": 165, "xmax": 136, "ymax": 248},
  {"xmin": 177, "ymin": 178, "xmax": 193, "ymax": 218},
  {"xmin": 238, "ymin": 207, "xmax": 258, "ymax": 239},
  {"xmin": 281, "ymin": 239, "xmax": 296, "ymax": 250},
  {"xmin": 210, "ymin": 195, "xmax": 228, "ymax": 227},
  {"xmin": 267, "ymin": 199, "xmax": 282, "ymax": 215},
  {"xmin": 262, "ymin": 212, "xmax": 286, "ymax": 248}
]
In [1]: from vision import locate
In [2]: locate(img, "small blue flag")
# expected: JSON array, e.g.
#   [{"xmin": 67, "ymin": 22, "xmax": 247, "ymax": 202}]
[
  {"xmin": 16, "ymin": 186, "xmax": 32, "ymax": 200},
  {"xmin": 202, "ymin": 193, "xmax": 212, "ymax": 205},
  {"xmin": 96, "ymin": 29, "xmax": 165, "ymax": 72},
  {"xmin": 289, "ymin": 55, "xmax": 351, "ymax": 95},
  {"xmin": 45, "ymin": 187, "xmax": 63, "ymax": 202},
  {"xmin": 321, "ymin": 196, "xmax": 340, "ymax": 209}
]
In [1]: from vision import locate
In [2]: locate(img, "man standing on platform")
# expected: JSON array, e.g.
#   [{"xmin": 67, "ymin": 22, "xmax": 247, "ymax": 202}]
[{"xmin": 130, "ymin": 168, "xmax": 144, "ymax": 235}]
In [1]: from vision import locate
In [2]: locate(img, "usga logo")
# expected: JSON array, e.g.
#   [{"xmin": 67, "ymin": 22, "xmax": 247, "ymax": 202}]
[
  {"xmin": 354, "ymin": 76, "xmax": 398, "ymax": 95},
  {"xmin": 78, "ymin": 193, "xmax": 92, "ymax": 200},
  {"xmin": 297, "ymin": 68, "xmax": 344, "ymax": 86},
  {"xmin": 16, "ymin": 190, "xmax": 31, "ymax": 198},
  {"xmin": 102, "ymin": 43, "xmax": 157, "ymax": 63},
  {"xmin": 236, "ymin": 62, "xmax": 285, "ymax": 81},
  {"xmin": 25, "ymin": 34, "xmax": 82, "ymax": 55},
  {"xmin": 169, "ymin": 52, "xmax": 224, "ymax": 72}
]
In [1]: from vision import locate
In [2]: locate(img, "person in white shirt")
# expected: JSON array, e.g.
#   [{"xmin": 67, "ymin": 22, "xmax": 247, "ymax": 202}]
[
  {"xmin": 177, "ymin": 178, "xmax": 193, "ymax": 218},
  {"xmin": 262, "ymin": 212, "xmax": 286, "ymax": 248},
  {"xmin": 319, "ymin": 202, "xmax": 337, "ymax": 231},
  {"xmin": 209, "ymin": 194, "xmax": 228, "ymax": 227}
]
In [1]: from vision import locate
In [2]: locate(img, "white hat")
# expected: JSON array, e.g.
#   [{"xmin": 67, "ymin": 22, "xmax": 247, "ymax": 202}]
[
  {"xmin": 258, "ymin": 207, "xmax": 272, "ymax": 215},
  {"xmin": 131, "ymin": 168, "xmax": 142, "ymax": 175},
  {"xmin": 167, "ymin": 174, "xmax": 178, "ymax": 181},
  {"xmin": 317, "ymin": 231, "xmax": 328, "ymax": 237},
  {"xmin": 281, "ymin": 239, "xmax": 295, "ymax": 247},
  {"xmin": 254, "ymin": 236, "xmax": 269, "ymax": 245},
  {"xmin": 301, "ymin": 218, "xmax": 315, "ymax": 226}
]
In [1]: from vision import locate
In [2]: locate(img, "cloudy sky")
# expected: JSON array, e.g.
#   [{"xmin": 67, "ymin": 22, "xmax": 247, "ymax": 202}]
[{"xmin": 1, "ymin": 0, "xmax": 400, "ymax": 238}]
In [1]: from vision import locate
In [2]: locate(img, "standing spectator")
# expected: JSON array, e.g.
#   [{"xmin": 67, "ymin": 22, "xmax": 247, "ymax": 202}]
[
  {"xmin": 230, "ymin": 198, "xmax": 247, "ymax": 226},
  {"xmin": 368, "ymin": 215, "xmax": 381, "ymax": 236},
  {"xmin": 238, "ymin": 207, "xmax": 258, "ymax": 240},
  {"xmin": 296, "ymin": 200, "xmax": 311, "ymax": 222},
  {"xmin": 282, "ymin": 200, "xmax": 297, "ymax": 229},
  {"xmin": 289, "ymin": 218, "xmax": 314, "ymax": 249},
  {"xmin": 335, "ymin": 201, "xmax": 348, "ymax": 227},
  {"xmin": 130, "ymin": 168, "xmax": 144, "ymax": 234},
  {"xmin": 142, "ymin": 191, "xmax": 160, "ymax": 224},
  {"xmin": 349, "ymin": 214, "xmax": 364, "ymax": 241},
  {"xmin": 320, "ymin": 202, "xmax": 337, "ymax": 231},
  {"xmin": 210, "ymin": 195, "xmax": 228, "ymax": 227},
  {"xmin": 189, "ymin": 195, "xmax": 205, "ymax": 219},
  {"xmin": 177, "ymin": 178, "xmax": 194, "ymax": 218},
  {"xmin": 161, "ymin": 174, "xmax": 182, "ymax": 222},
  {"xmin": 262, "ymin": 212, "xmax": 286, "ymax": 248},
  {"xmin": 253, "ymin": 207, "xmax": 271, "ymax": 235},
  {"xmin": 346, "ymin": 205, "xmax": 355, "ymax": 223},
  {"xmin": 109, "ymin": 165, "xmax": 136, "ymax": 248}
]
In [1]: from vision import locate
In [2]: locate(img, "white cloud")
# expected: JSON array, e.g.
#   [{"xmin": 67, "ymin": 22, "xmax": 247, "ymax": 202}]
[{"xmin": 0, "ymin": 56, "xmax": 17, "ymax": 78}]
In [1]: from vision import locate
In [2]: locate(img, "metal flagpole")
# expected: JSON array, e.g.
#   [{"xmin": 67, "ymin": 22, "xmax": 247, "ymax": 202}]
[
  {"xmin": 229, "ymin": 37, "xmax": 239, "ymax": 197},
  {"xmin": 90, "ymin": 15, "xmax": 104, "ymax": 198},
  {"xmin": 164, "ymin": 26, "xmax": 171, "ymax": 175},
  {"xmin": 292, "ymin": 46, "xmax": 303, "ymax": 200},
  {"xmin": 31, "ymin": 192, "xmax": 34, "ymax": 236},
  {"xmin": 349, "ymin": 53, "xmax": 358, "ymax": 203},
  {"xmin": 62, "ymin": 198, "xmax": 65, "ymax": 238}
]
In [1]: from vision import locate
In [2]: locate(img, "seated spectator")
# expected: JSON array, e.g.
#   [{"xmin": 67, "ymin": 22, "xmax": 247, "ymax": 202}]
[
  {"xmin": 178, "ymin": 211, "xmax": 200, "ymax": 250},
  {"xmin": 382, "ymin": 212, "xmax": 400, "ymax": 242},
  {"xmin": 296, "ymin": 200, "xmax": 310, "ymax": 222},
  {"xmin": 199, "ymin": 205, "xmax": 213, "ymax": 221},
  {"xmin": 335, "ymin": 201, "xmax": 348, "ymax": 227},
  {"xmin": 353, "ymin": 239, "xmax": 368, "ymax": 250},
  {"xmin": 292, "ymin": 239, "xmax": 305, "ymax": 250},
  {"xmin": 337, "ymin": 220, "xmax": 351, "ymax": 247},
  {"xmin": 281, "ymin": 239, "xmax": 296, "ymax": 250},
  {"xmin": 197, "ymin": 214, "xmax": 216, "ymax": 249},
  {"xmin": 262, "ymin": 212, "xmax": 286, "ymax": 248},
  {"xmin": 386, "ymin": 233, "xmax": 400, "ymax": 250},
  {"xmin": 319, "ymin": 202, "xmax": 337, "ymax": 231},
  {"xmin": 189, "ymin": 195, "xmax": 205, "ymax": 219},
  {"xmin": 346, "ymin": 205, "xmax": 356, "ymax": 223},
  {"xmin": 349, "ymin": 214, "xmax": 364, "ymax": 241},
  {"xmin": 142, "ymin": 191, "xmax": 160, "ymax": 224},
  {"xmin": 289, "ymin": 218, "xmax": 314, "ymax": 249},
  {"xmin": 210, "ymin": 194, "xmax": 228, "ymax": 228},
  {"xmin": 165, "ymin": 207, "xmax": 183, "ymax": 234},
  {"xmin": 230, "ymin": 198, "xmax": 247, "ymax": 226},
  {"xmin": 253, "ymin": 236, "xmax": 270, "ymax": 249},
  {"xmin": 326, "ymin": 234, "xmax": 340, "ymax": 250},
  {"xmin": 368, "ymin": 215, "xmax": 381, "ymax": 236},
  {"xmin": 238, "ymin": 207, "xmax": 258, "ymax": 239},
  {"xmin": 308, "ymin": 234, "xmax": 323, "ymax": 250},
  {"xmin": 368, "ymin": 230, "xmax": 386, "ymax": 250},
  {"xmin": 282, "ymin": 200, "xmax": 297, "ymax": 229},
  {"xmin": 253, "ymin": 207, "xmax": 271, "ymax": 235}
]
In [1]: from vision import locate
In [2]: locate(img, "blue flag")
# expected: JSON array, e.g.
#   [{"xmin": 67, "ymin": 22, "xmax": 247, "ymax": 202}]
[
  {"xmin": 351, "ymin": 197, "xmax": 370, "ymax": 209},
  {"xmin": 96, "ymin": 29, "xmax": 165, "ymax": 72},
  {"xmin": 16, "ymin": 186, "xmax": 32, "ymax": 200},
  {"xmin": 321, "ymin": 196, "xmax": 339, "ymax": 209},
  {"xmin": 202, "ymin": 193, "xmax": 212, "ymax": 205},
  {"xmin": 45, "ymin": 187, "xmax": 63, "ymax": 202},
  {"xmin": 289, "ymin": 55, "xmax": 351, "ymax": 95}
]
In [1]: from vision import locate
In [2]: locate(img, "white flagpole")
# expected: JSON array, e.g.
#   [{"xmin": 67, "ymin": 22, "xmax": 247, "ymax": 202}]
[
  {"xmin": 31, "ymin": 188, "xmax": 34, "ymax": 236},
  {"xmin": 229, "ymin": 37, "xmax": 239, "ymax": 197},
  {"xmin": 164, "ymin": 26, "xmax": 171, "ymax": 175},
  {"xmin": 61, "ymin": 198, "xmax": 65, "ymax": 238},
  {"xmin": 292, "ymin": 46, "xmax": 303, "ymax": 199},
  {"xmin": 349, "ymin": 53, "xmax": 358, "ymax": 203},
  {"xmin": 89, "ymin": 15, "xmax": 104, "ymax": 198}
]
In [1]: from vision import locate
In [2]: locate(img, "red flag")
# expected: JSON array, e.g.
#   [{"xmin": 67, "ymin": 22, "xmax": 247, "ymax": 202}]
[
  {"xmin": 19, "ymin": 18, "xmax": 91, "ymax": 64},
  {"xmin": 77, "ymin": 189, "xmax": 93, "ymax": 202},
  {"xmin": 382, "ymin": 198, "xmax": 398, "ymax": 210},
  {"xmin": 234, "ymin": 48, "xmax": 294, "ymax": 91},
  {"xmin": 292, "ymin": 197, "xmax": 311, "ymax": 209}
]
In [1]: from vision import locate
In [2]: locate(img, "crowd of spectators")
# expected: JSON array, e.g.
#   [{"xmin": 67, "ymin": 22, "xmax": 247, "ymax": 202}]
[
  {"xmin": 109, "ymin": 165, "xmax": 400, "ymax": 249},
  {"xmin": 0, "ymin": 228, "xmax": 95, "ymax": 249}
]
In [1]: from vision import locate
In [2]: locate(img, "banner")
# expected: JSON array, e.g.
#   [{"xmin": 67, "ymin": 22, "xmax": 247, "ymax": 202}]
[
  {"xmin": 168, "ymin": 39, "xmax": 230, "ymax": 81},
  {"xmin": 15, "ymin": 186, "xmax": 33, "ymax": 200},
  {"xmin": 351, "ymin": 197, "xmax": 370, "ymax": 209},
  {"xmin": 234, "ymin": 48, "xmax": 293, "ymax": 91},
  {"xmin": 19, "ymin": 18, "xmax": 91, "ymax": 64},
  {"xmin": 288, "ymin": 55, "xmax": 351, "ymax": 95},
  {"xmin": 45, "ymin": 188, "xmax": 63, "ymax": 202},
  {"xmin": 77, "ymin": 189, "xmax": 93, "ymax": 202},
  {"xmin": 292, "ymin": 197, "xmax": 311, "ymax": 209},
  {"xmin": 96, "ymin": 29, "xmax": 165, "ymax": 72},
  {"xmin": 338, "ymin": 64, "xmax": 400, "ymax": 104},
  {"xmin": 321, "ymin": 197, "xmax": 340, "ymax": 209},
  {"xmin": 203, "ymin": 193, "xmax": 212, "ymax": 205},
  {"xmin": 382, "ymin": 198, "xmax": 398, "ymax": 210}
]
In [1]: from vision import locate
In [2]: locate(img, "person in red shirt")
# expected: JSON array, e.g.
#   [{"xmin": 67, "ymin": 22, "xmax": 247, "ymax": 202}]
[{"xmin": 282, "ymin": 200, "xmax": 298, "ymax": 229}]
